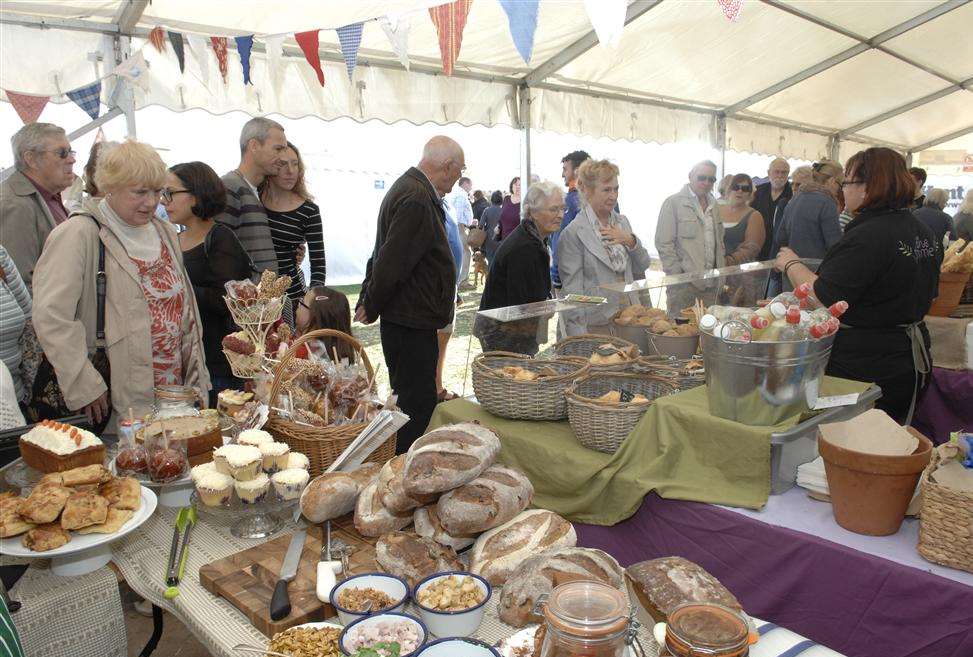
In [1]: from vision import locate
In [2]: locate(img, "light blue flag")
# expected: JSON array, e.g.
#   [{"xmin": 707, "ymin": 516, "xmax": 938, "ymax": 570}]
[{"xmin": 499, "ymin": 0, "xmax": 539, "ymax": 64}]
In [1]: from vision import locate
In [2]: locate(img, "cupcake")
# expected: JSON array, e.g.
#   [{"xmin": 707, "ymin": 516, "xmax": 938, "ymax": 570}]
[
  {"xmin": 196, "ymin": 472, "xmax": 234, "ymax": 507},
  {"xmin": 260, "ymin": 442, "xmax": 291, "ymax": 474},
  {"xmin": 234, "ymin": 472, "xmax": 270, "ymax": 504},
  {"xmin": 190, "ymin": 461, "xmax": 218, "ymax": 483},
  {"xmin": 286, "ymin": 452, "xmax": 310, "ymax": 471},
  {"xmin": 271, "ymin": 468, "xmax": 310, "ymax": 500},
  {"xmin": 238, "ymin": 429, "xmax": 274, "ymax": 448},
  {"xmin": 216, "ymin": 444, "xmax": 262, "ymax": 481}
]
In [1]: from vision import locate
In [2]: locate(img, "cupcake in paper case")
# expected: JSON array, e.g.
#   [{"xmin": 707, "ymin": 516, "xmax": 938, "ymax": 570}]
[
  {"xmin": 286, "ymin": 452, "xmax": 310, "ymax": 471},
  {"xmin": 238, "ymin": 429, "xmax": 274, "ymax": 448},
  {"xmin": 271, "ymin": 468, "xmax": 310, "ymax": 500},
  {"xmin": 190, "ymin": 461, "xmax": 218, "ymax": 484},
  {"xmin": 234, "ymin": 472, "xmax": 270, "ymax": 504},
  {"xmin": 260, "ymin": 442, "xmax": 291, "ymax": 474},
  {"xmin": 196, "ymin": 472, "xmax": 234, "ymax": 507},
  {"xmin": 217, "ymin": 444, "xmax": 262, "ymax": 481}
]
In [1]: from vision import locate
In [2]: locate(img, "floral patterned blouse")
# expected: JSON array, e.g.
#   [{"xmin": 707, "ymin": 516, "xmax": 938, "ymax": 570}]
[{"xmin": 131, "ymin": 242, "xmax": 186, "ymax": 387}]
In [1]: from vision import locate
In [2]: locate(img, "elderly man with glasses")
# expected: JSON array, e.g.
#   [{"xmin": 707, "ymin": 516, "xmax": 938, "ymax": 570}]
[{"xmin": 0, "ymin": 122, "xmax": 77, "ymax": 286}]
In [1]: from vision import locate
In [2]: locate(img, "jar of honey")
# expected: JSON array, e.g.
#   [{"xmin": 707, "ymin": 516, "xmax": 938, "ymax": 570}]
[
  {"xmin": 538, "ymin": 581, "xmax": 632, "ymax": 657},
  {"xmin": 663, "ymin": 603, "xmax": 749, "ymax": 657}
]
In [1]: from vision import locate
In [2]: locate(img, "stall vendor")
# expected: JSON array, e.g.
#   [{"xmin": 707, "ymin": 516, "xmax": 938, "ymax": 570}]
[{"xmin": 775, "ymin": 147, "xmax": 940, "ymax": 424}]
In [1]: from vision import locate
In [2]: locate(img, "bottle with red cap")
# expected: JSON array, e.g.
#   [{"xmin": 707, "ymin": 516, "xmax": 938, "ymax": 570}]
[{"xmin": 778, "ymin": 305, "xmax": 809, "ymax": 341}]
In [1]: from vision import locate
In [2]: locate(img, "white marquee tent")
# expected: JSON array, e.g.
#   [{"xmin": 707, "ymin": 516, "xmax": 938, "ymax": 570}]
[{"xmin": 1, "ymin": 0, "xmax": 972, "ymax": 167}]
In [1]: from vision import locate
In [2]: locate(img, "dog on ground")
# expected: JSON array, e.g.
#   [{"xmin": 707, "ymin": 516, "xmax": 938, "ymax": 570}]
[{"xmin": 472, "ymin": 250, "xmax": 489, "ymax": 287}]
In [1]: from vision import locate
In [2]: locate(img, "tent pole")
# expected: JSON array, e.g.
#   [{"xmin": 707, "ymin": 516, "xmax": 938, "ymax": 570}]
[
  {"xmin": 716, "ymin": 115, "xmax": 727, "ymax": 175},
  {"xmin": 519, "ymin": 85, "xmax": 532, "ymax": 198}
]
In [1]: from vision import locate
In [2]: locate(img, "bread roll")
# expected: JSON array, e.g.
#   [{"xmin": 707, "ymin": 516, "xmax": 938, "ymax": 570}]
[
  {"xmin": 436, "ymin": 464, "xmax": 533, "ymax": 535},
  {"xmin": 375, "ymin": 531, "xmax": 463, "ymax": 587},
  {"xmin": 469, "ymin": 509, "xmax": 576, "ymax": 585},
  {"xmin": 300, "ymin": 462, "xmax": 381, "ymax": 523},
  {"xmin": 625, "ymin": 557, "xmax": 742, "ymax": 625},
  {"xmin": 403, "ymin": 423, "xmax": 501, "ymax": 496},
  {"xmin": 354, "ymin": 480, "xmax": 412, "ymax": 537},
  {"xmin": 413, "ymin": 505, "xmax": 475, "ymax": 552},
  {"xmin": 379, "ymin": 455, "xmax": 437, "ymax": 514},
  {"xmin": 499, "ymin": 547, "xmax": 624, "ymax": 627}
]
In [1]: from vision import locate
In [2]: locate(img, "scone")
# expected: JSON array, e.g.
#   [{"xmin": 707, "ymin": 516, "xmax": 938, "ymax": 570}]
[
  {"xmin": 19, "ymin": 485, "xmax": 71, "ymax": 524},
  {"xmin": 0, "ymin": 496, "xmax": 33, "ymax": 538},
  {"xmin": 77, "ymin": 508, "xmax": 134, "ymax": 534},
  {"xmin": 99, "ymin": 477, "xmax": 141, "ymax": 511},
  {"xmin": 22, "ymin": 523, "xmax": 71, "ymax": 552},
  {"xmin": 61, "ymin": 492, "xmax": 109, "ymax": 530},
  {"xmin": 234, "ymin": 473, "xmax": 270, "ymax": 504},
  {"xmin": 196, "ymin": 472, "xmax": 234, "ymax": 507},
  {"xmin": 259, "ymin": 442, "xmax": 290, "ymax": 474},
  {"xmin": 271, "ymin": 468, "xmax": 309, "ymax": 500}
]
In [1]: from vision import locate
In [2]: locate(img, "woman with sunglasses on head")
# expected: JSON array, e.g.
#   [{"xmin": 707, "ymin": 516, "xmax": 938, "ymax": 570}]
[
  {"xmin": 716, "ymin": 173, "xmax": 765, "ymax": 266},
  {"xmin": 163, "ymin": 162, "xmax": 253, "ymax": 404}
]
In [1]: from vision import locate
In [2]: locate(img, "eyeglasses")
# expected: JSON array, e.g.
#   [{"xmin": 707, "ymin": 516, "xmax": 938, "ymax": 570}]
[
  {"xmin": 697, "ymin": 175, "xmax": 718, "ymax": 183},
  {"xmin": 37, "ymin": 147, "xmax": 76, "ymax": 159},
  {"xmin": 731, "ymin": 184, "xmax": 752, "ymax": 193},
  {"xmin": 298, "ymin": 295, "xmax": 329, "ymax": 311},
  {"xmin": 542, "ymin": 205, "xmax": 567, "ymax": 214},
  {"xmin": 841, "ymin": 180, "xmax": 865, "ymax": 187},
  {"xmin": 161, "ymin": 188, "xmax": 191, "ymax": 203}
]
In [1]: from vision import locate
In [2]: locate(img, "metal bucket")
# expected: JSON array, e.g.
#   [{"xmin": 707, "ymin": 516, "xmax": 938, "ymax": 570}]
[{"xmin": 700, "ymin": 328, "xmax": 836, "ymax": 426}]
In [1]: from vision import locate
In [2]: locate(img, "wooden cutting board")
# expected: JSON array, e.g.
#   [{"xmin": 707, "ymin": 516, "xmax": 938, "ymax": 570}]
[{"xmin": 199, "ymin": 517, "xmax": 378, "ymax": 638}]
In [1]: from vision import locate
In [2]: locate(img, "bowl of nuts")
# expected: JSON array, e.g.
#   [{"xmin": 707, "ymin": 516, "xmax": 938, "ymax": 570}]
[
  {"xmin": 338, "ymin": 611, "xmax": 427, "ymax": 657},
  {"xmin": 412, "ymin": 572, "xmax": 491, "ymax": 638},
  {"xmin": 330, "ymin": 573, "xmax": 409, "ymax": 626}
]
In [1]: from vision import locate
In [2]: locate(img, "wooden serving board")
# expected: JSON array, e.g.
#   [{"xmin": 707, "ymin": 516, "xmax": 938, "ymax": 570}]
[{"xmin": 199, "ymin": 516, "xmax": 378, "ymax": 638}]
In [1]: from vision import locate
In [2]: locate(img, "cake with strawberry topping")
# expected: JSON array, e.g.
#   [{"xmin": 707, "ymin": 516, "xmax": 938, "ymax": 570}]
[{"xmin": 20, "ymin": 420, "xmax": 106, "ymax": 473}]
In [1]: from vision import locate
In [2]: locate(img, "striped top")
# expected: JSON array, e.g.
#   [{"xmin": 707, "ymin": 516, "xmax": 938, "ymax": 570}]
[
  {"xmin": 215, "ymin": 170, "xmax": 279, "ymax": 275},
  {"xmin": 266, "ymin": 200, "xmax": 326, "ymax": 301},
  {"xmin": 0, "ymin": 245, "xmax": 31, "ymax": 402}
]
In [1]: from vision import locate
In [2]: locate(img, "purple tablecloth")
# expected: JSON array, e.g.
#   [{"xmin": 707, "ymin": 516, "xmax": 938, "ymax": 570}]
[
  {"xmin": 912, "ymin": 367, "xmax": 973, "ymax": 445},
  {"xmin": 575, "ymin": 493, "xmax": 973, "ymax": 657}
]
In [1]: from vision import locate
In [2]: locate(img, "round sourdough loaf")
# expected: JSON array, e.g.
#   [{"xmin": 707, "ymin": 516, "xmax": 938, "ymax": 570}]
[
  {"xmin": 469, "ymin": 509, "xmax": 576, "ymax": 585},
  {"xmin": 413, "ymin": 505, "xmax": 475, "ymax": 552},
  {"xmin": 402, "ymin": 423, "xmax": 501, "ymax": 496},
  {"xmin": 436, "ymin": 464, "xmax": 533, "ymax": 535}
]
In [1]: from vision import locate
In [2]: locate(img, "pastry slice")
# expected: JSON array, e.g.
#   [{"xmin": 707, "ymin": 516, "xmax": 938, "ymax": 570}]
[
  {"xmin": 22, "ymin": 523, "xmax": 71, "ymax": 552},
  {"xmin": 100, "ymin": 477, "xmax": 141, "ymax": 511},
  {"xmin": 60, "ymin": 492, "xmax": 109, "ymax": 530},
  {"xmin": 0, "ymin": 496, "xmax": 34, "ymax": 538},
  {"xmin": 77, "ymin": 508, "xmax": 134, "ymax": 534},
  {"xmin": 60, "ymin": 464, "xmax": 112, "ymax": 487},
  {"xmin": 20, "ymin": 485, "xmax": 71, "ymax": 524}
]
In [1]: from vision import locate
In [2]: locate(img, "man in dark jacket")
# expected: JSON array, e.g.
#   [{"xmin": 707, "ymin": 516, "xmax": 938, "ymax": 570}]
[
  {"xmin": 751, "ymin": 157, "xmax": 793, "ymax": 262},
  {"xmin": 357, "ymin": 136, "xmax": 464, "ymax": 452}
]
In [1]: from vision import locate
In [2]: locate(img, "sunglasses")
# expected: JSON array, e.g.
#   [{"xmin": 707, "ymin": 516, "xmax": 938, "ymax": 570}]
[
  {"xmin": 731, "ymin": 184, "xmax": 752, "ymax": 193},
  {"xmin": 697, "ymin": 175, "xmax": 718, "ymax": 183},
  {"xmin": 38, "ymin": 147, "xmax": 76, "ymax": 159}
]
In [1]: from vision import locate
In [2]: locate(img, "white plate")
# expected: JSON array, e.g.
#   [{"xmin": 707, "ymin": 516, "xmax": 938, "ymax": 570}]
[
  {"xmin": 0, "ymin": 485, "xmax": 157, "ymax": 559},
  {"xmin": 497, "ymin": 626, "xmax": 633, "ymax": 657}
]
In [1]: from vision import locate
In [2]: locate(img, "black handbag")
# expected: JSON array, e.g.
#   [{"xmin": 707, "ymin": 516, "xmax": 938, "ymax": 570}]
[{"xmin": 25, "ymin": 216, "xmax": 111, "ymax": 434}]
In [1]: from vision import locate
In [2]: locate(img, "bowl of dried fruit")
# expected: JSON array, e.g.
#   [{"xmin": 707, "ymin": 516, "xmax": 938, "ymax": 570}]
[
  {"xmin": 411, "ymin": 572, "xmax": 491, "ymax": 638},
  {"xmin": 331, "ymin": 572, "xmax": 410, "ymax": 626}
]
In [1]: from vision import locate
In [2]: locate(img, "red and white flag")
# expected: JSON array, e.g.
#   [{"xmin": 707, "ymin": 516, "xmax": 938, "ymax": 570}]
[
  {"xmin": 5, "ymin": 90, "xmax": 49, "ymax": 124},
  {"xmin": 295, "ymin": 30, "xmax": 325, "ymax": 86},
  {"xmin": 429, "ymin": 0, "xmax": 473, "ymax": 77}
]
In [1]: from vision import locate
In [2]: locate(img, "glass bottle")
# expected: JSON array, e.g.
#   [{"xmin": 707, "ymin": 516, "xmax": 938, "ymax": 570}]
[
  {"xmin": 538, "ymin": 581, "xmax": 632, "ymax": 657},
  {"xmin": 663, "ymin": 603, "xmax": 750, "ymax": 657},
  {"xmin": 151, "ymin": 385, "xmax": 200, "ymax": 421}
]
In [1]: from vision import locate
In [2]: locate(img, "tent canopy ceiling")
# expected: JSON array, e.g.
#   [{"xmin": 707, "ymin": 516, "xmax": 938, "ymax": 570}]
[{"xmin": 1, "ymin": 0, "xmax": 970, "ymax": 161}]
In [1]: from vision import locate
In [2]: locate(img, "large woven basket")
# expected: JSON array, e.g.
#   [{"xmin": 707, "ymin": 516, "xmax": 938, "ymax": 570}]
[
  {"xmin": 635, "ymin": 356, "xmax": 706, "ymax": 392},
  {"xmin": 472, "ymin": 352, "xmax": 588, "ymax": 421},
  {"xmin": 554, "ymin": 334, "xmax": 640, "ymax": 372},
  {"xmin": 263, "ymin": 329, "xmax": 395, "ymax": 476},
  {"xmin": 917, "ymin": 448, "xmax": 973, "ymax": 573},
  {"xmin": 565, "ymin": 372, "xmax": 677, "ymax": 454}
]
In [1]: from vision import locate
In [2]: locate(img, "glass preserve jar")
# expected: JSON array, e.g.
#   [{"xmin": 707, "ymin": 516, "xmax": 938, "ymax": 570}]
[
  {"xmin": 538, "ymin": 581, "xmax": 632, "ymax": 657},
  {"xmin": 663, "ymin": 603, "xmax": 749, "ymax": 657},
  {"xmin": 151, "ymin": 385, "xmax": 200, "ymax": 420}
]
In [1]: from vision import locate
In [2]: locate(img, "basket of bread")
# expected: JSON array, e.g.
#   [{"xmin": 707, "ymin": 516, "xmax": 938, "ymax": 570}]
[
  {"xmin": 472, "ymin": 352, "xmax": 589, "ymax": 421},
  {"xmin": 611, "ymin": 304, "xmax": 669, "ymax": 352},
  {"xmin": 564, "ymin": 372, "xmax": 678, "ymax": 454},
  {"xmin": 643, "ymin": 315, "xmax": 700, "ymax": 359},
  {"xmin": 929, "ymin": 239, "xmax": 973, "ymax": 317},
  {"xmin": 554, "ymin": 334, "xmax": 640, "ymax": 371},
  {"xmin": 636, "ymin": 356, "xmax": 706, "ymax": 392}
]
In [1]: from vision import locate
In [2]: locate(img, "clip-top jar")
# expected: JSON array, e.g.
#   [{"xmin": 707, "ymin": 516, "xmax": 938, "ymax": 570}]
[
  {"xmin": 538, "ymin": 580, "xmax": 631, "ymax": 657},
  {"xmin": 663, "ymin": 603, "xmax": 749, "ymax": 657},
  {"xmin": 151, "ymin": 385, "xmax": 200, "ymax": 421}
]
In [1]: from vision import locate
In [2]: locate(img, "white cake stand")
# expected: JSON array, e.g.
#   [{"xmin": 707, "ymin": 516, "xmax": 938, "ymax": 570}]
[{"xmin": 191, "ymin": 489, "xmax": 298, "ymax": 539}]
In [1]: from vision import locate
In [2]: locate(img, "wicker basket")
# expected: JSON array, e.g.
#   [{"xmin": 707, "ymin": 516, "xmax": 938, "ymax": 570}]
[
  {"xmin": 554, "ymin": 334, "xmax": 640, "ymax": 371},
  {"xmin": 472, "ymin": 352, "xmax": 589, "ymax": 421},
  {"xmin": 565, "ymin": 372, "xmax": 678, "ymax": 454},
  {"xmin": 224, "ymin": 294, "xmax": 285, "ymax": 328},
  {"xmin": 635, "ymin": 356, "xmax": 706, "ymax": 392},
  {"xmin": 223, "ymin": 348, "xmax": 265, "ymax": 379},
  {"xmin": 263, "ymin": 329, "xmax": 395, "ymax": 476},
  {"xmin": 917, "ymin": 448, "xmax": 973, "ymax": 573}
]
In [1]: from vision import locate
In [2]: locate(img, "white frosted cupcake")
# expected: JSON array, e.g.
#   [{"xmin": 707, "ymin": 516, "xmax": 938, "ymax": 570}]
[
  {"xmin": 259, "ymin": 442, "xmax": 291, "ymax": 474},
  {"xmin": 234, "ymin": 472, "xmax": 270, "ymax": 504},
  {"xmin": 196, "ymin": 472, "xmax": 234, "ymax": 507},
  {"xmin": 191, "ymin": 461, "xmax": 218, "ymax": 483},
  {"xmin": 271, "ymin": 468, "xmax": 309, "ymax": 500},
  {"xmin": 286, "ymin": 452, "xmax": 309, "ymax": 471},
  {"xmin": 216, "ymin": 444, "xmax": 262, "ymax": 481},
  {"xmin": 238, "ymin": 429, "xmax": 274, "ymax": 448}
]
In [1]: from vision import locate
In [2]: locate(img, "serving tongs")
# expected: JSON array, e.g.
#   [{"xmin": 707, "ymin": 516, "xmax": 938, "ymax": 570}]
[{"xmin": 164, "ymin": 506, "xmax": 197, "ymax": 599}]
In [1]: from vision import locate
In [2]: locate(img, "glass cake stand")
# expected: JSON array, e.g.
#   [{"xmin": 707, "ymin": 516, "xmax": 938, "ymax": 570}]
[{"xmin": 191, "ymin": 489, "xmax": 299, "ymax": 539}]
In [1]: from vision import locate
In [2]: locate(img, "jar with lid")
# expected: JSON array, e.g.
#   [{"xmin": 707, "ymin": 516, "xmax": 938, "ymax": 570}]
[
  {"xmin": 663, "ymin": 603, "xmax": 749, "ymax": 657},
  {"xmin": 150, "ymin": 385, "xmax": 200, "ymax": 421},
  {"xmin": 537, "ymin": 580, "xmax": 636, "ymax": 657}
]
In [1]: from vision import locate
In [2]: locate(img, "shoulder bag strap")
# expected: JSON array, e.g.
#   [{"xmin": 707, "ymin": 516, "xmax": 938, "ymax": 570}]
[
  {"xmin": 205, "ymin": 222, "xmax": 257, "ymax": 275},
  {"xmin": 88, "ymin": 216, "xmax": 107, "ymax": 349}
]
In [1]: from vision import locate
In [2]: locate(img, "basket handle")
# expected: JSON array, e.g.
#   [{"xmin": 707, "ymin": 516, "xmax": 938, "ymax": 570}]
[{"xmin": 268, "ymin": 328, "xmax": 374, "ymax": 404}]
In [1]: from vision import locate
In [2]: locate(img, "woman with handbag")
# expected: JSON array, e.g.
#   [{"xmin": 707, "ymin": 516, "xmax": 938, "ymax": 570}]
[{"xmin": 31, "ymin": 140, "xmax": 209, "ymax": 434}]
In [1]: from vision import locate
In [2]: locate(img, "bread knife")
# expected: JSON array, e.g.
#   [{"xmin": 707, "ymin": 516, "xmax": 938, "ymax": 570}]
[{"xmin": 270, "ymin": 526, "xmax": 306, "ymax": 621}]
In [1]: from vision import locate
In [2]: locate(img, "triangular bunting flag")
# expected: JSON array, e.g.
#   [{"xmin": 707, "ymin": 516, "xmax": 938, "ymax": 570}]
[
  {"xmin": 149, "ymin": 26, "xmax": 167, "ymax": 53},
  {"xmin": 235, "ymin": 35, "xmax": 254, "ymax": 85},
  {"xmin": 295, "ymin": 30, "xmax": 325, "ymax": 86},
  {"xmin": 380, "ymin": 14, "xmax": 412, "ymax": 70},
  {"xmin": 94, "ymin": 127, "xmax": 106, "ymax": 143},
  {"xmin": 4, "ymin": 90, "xmax": 49, "ymax": 124},
  {"xmin": 210, "ymin": 36, "xmax": 229, "ymax": 84},
  {"xmin": 429, "ymin": 0, "xmax": 473, "ymax": 76},
  {"xmin": 583, "ymin": 0, "xmax": 626, "ymax": 49},
  {"xmin": 185, "ymin": 34, "xmax": 211, "ymax": 89},
  {"xmin": 718, "ymin": 0, "xmax": 745, "ymax": 21},
  {"xmin": 336, "ymin": 23, "xmax": 364, "ymax": 81},
  {"xmin": 168, "ymin": 31, "xmax": 186, "ymax": 73},
  {"xmin": 112, "ymin": 51, "xmax": 150, "ymax": 91},
  {"xmin": 499, "ymin": 0, "xmax": 539, "ymax": 64},
  {"xmin": 66, "ymin": 80, "xmax": 102, "ymax": 120},
  {"xmin": 264, "ymin": 35, "xmax": 286, "ymax": 101}
]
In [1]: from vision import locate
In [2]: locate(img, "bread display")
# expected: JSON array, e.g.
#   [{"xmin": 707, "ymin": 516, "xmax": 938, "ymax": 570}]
[
  {"xmin": 19, "ymin": 420, "xmax": 105, "ymax": 473},
  {"xmin": 469, "ymin": 509, "xmax": 577, "ymax": 586},
  {"xmin": 354, "ymin": 480, "xmax": 413, "ymax": 537},
  {"xmin": 625, "ymin": 556, "xmax": 742, "ymax": 624},
  {"xmin": 942, "ymin": 239, "xmax": 973, "ymax": 273},
  {"xmin": 588, "ymin": 343, "xmax": 638, "ymax": 365},
  {"xmin": 403, "ymin": 423, "xmax": 501, "ymax": 496},
  {"xmin": 436, "ymin": 464, "xmax": 534, "ymax": 535},
  {"xmin": 300, "ymin": 462, "xmax": 380, "ymax": 523},
  {"xmin": 378, "ymin": 455, "xmax": 438, "ymax": 514},
  {"xmin": 492, "ymin": 365, "xmax": 561, "ymax": 381},
  {"xmin": 413, "ymin": 505, "xmax": 475, "ymax": 552},
  {"xmin": 498, "ymin": 547, "xmax": 625, "ymax": 627},
  {"xmin": 594, "ymin": 390, "xmax": 651, "ymax": 404},
  {"xmin": 375, "ymin": 531, "xmax": 463, "ymax": 587},
  {"xmin": 614, "ymin": 305, "xmax": 668, "ymax": 327}
]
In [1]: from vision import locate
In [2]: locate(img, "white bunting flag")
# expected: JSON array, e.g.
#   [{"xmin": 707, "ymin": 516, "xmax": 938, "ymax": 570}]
[
  {"xmin": 584, "ymin": 0, "xmax": 627, "ymax": 49},
  {"xmin": 380, "ymin": 13, "xmax": 412, "ymax": 70}
]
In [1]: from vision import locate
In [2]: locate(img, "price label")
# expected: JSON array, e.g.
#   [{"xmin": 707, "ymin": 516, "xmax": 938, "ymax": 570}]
[{"xmin": 812, "ymin": 393, "xmax": 860, "ymax": 410}]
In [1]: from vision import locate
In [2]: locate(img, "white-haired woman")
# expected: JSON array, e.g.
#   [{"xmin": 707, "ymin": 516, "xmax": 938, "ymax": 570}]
[
  {"xmin": 32, "ymin": 140, "xmax": 209, "ymax": 432},
  {"xmin": 914, "ymin": 188, "xmax": 955, "ymax": 248},
  {"xmin": 557, "ymin": 160, "xmax": 652, "ymax": 336},
  {"xmin": 475, "ymin": 181, "xmax": 563, "ymax": 355},
  {"xmin": 954, "ymin": 190, "xmax": 973, "ymax": 242}
]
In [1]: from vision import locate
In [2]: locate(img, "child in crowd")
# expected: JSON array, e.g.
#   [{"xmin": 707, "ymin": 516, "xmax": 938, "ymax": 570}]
[{"xmin": 295, "ymin": 286, "xmax": 357, "ymax": 363}]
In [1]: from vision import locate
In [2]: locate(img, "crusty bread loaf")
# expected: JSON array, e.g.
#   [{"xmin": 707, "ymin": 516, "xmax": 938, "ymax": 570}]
[
  {"xmin": 499, "ymin": 547, "xmax": 624, "ymax": 627},
  {"xmin": 354, "ymin": 480, "xmax": 412, "ymax": 537},
  {"xmin": 300, "ymin": 462, "xmax": 381, "ymax": 523},
  {"xmin": 436, "ymin": 464, "xmax": 533, "ymax": 535},
  {"xmin": 413, "ymin": 505, "xmax": 475, "ymax": 552},
  {"xmin": 375, "ymin": 531, "xmax": 463, "ymax": 587},
  {"xmin": 470, "ymin": 509, "xmax": 576, "ymax": 585},
  {"xmin": 625, "ymin": 557, "xmax": 742, "ymax": 625},
  {"xmin": 379, "ymin": 455, "xmax": 438, "ymax": 514},
  {"xmin": 403, "ymin": 423, "xmax": 501, "ymax": 496}
]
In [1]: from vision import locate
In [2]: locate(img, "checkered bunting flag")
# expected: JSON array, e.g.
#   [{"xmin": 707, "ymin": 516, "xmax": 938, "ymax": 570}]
[
  {"xmin": 66, "ymin": 80, "xmax": 102, "ymax": 120},
  {"xmin": 336, "ymin": 22, "xmax": 364, "ymax": 80}
]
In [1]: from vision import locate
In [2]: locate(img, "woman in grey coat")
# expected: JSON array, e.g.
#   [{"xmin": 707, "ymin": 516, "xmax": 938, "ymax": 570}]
[{"xmin": 557, "ymin": 159, "xmax": 652, "ymax": 336}]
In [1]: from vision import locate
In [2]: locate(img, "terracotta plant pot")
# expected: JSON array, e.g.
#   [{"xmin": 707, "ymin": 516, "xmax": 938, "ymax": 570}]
[
  {"xmin": 818, "ymin": 427, "xmax": 933, "ymax": 536},
  {"xmin": 927, "ymin": 270, "xmax": 971, "ymax": 317}
]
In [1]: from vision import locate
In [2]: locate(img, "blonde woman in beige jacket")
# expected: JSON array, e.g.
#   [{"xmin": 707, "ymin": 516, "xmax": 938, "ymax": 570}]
[{"xmin": 32, "ymin": 140, "xmax": 210, "ymax": 432}]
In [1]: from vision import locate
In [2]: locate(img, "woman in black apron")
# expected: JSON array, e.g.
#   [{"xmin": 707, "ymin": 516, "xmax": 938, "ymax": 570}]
[{"xmin": 774, "ymin": 147, "xmax": 940, "ymax": 424}]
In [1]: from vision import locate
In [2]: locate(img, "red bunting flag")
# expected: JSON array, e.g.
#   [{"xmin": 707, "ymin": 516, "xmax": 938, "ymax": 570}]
[
  {"xmin": 149, "ymin": 26, "xmax": 167, "ymax": 53},
  {"xmin": 295, "ymin": 30, "xmax": 325, "ymax": 86},
  {"xmin": 718, "ymin": 0, "xmax": 744, "ymax": 21},
  {"xmin": 210, "ymin": 36, "xmax": 229, "ymax": 84},
  {"xmin": 5, "ymin": 90, "xmax": 49, "ymax": 124},
  {"xmin": 429, "ymin": 0, "xmax": 473, "ymax": 76}
]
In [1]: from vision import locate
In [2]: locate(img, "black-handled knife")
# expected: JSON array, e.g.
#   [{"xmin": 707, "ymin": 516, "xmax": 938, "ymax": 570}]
[{"xmin": 270, "ymin": 527, "xmax": 307, "ymax": 621}]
